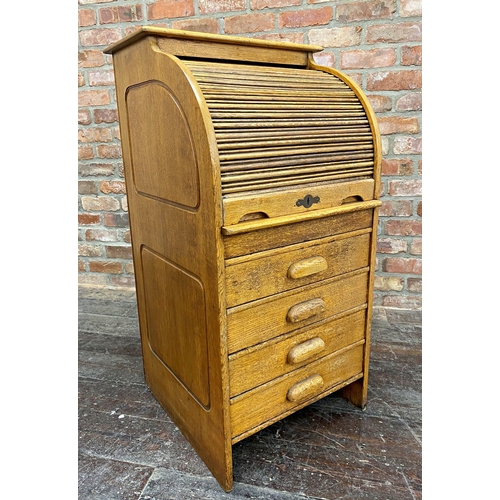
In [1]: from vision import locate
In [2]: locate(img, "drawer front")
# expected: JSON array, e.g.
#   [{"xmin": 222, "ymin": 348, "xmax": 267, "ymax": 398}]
[
  {"xmin": 225, "ymin": 231, "xmax": 371, "ymax": 307},
  {"xmin": 229, "ymin": 308, "xmax": 366, "ymax": 397},
  {"xmin": 230, "ymin": 343, "xmax": 364, "ymax": 439},
  {"xmin": 227, "ymin": 269, "xmax": 368, "ymax": 353},
  {"xmin": 224, "ymin": 208, "xmax": 373, "ymax": 259}
]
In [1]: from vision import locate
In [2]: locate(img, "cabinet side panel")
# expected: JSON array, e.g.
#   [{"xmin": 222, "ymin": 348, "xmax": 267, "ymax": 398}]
[{"xmin": 111, "ymin": 37, "xmax": 232, "ymax": 491}]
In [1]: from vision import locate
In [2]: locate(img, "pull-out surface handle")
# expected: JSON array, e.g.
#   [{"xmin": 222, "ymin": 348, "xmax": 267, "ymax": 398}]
[
  {"xmin": 286, "ymin": 298, "xmax": 325, "ymax": 324},
  {"xmin": 287, "ymin": 256, "xmax": 327, "ymax": 279},
  {"xmin": 287, "ymin": 337, "xmax": 326, "ymax": 365},
  {"xmin": 286, "ymin": 374, "xmax": 324, "ymax": 402}
]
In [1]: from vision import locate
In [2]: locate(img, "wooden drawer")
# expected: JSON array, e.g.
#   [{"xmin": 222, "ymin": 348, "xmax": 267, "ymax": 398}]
[
  {"xmin": 230, "ymin": 342, "xmax": 364, "ymax": 439},
  {"xmin": 223, "ymin": 207, "xmax": 374, "ymax": 259},
  {"xmin": 225, "ymin": 230, "xmax": 371, "ymax": 307},
  {"xmin": 227, "ymin": 268, "xmax": 369, "ymax": 353},
  {"xmin": 229, "ymin": 307, "xmax": 366, "ymax": 397}
]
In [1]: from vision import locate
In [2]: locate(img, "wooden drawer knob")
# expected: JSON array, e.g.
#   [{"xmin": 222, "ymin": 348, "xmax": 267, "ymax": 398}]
[
  {"xmin": 287, "ymin": 256, "xmax": 328, "ymax": 279},
  {"xmin": 287, "ymin": 337, "xmax": 326, "ymax": 365},
  {"xmin": 286, "ymin": 374, "xmax": 324, "ymax": 403},
  {"xmin": 286, "ymin": 298, "xmax": 325, "ymax": 323}
]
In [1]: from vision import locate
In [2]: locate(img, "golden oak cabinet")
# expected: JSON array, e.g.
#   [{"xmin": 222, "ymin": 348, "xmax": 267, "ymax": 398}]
[{"xmin": 104, "ymin": 28, "xmax": 381, "ymax": 492}]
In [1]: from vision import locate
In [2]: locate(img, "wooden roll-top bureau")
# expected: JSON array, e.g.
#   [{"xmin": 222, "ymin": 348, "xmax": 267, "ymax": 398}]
[{"xmin": 104, "ymin": 27, "xmax": 381, "ymax": 492}]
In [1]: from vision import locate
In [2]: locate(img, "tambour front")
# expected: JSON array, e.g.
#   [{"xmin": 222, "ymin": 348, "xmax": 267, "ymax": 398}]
[{"xmin": 104, "ymin": 27, "xmax": 382, "ymax": 492}]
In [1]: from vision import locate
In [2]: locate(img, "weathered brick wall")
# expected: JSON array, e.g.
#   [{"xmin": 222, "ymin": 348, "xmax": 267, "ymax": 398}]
[{"xmin": 78, "ymin": 0, "xmax": 422, "ymax": 311}]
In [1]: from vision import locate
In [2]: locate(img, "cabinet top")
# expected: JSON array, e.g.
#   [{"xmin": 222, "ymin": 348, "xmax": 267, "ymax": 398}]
[{"xmin": 103, "ymin": 27, "xmax": 323, "ymax": 55}]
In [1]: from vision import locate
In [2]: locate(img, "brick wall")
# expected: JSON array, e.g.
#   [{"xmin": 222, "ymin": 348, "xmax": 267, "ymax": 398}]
[{"xmin": 78, "ymin": 0, "xmax": 422, "ymax": 311}]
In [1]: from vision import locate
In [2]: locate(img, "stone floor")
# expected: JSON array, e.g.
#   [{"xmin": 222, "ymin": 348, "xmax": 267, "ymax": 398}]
[{"xmin": 78, "ymin": 285, "xmax": 422, "ymax": 500}]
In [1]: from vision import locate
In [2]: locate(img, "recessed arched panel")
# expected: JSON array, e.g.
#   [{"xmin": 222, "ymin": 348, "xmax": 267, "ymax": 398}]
[
  {"xmin": 126, "ymin": 81, "xmax": 200, "ymax": 209},
  {"xmin": 141, "ymin": 246, "xmax": 210, "ymax": 409}
]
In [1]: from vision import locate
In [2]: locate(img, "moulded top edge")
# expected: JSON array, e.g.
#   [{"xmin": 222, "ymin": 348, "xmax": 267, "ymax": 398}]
[{"xmin": 103, "ymin": 27, "xmax": 323, "ymax": 55}]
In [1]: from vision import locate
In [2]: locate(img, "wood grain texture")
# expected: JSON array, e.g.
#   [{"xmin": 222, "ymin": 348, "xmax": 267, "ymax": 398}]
[
  {"xmin": 105, "ymin": 27, "xmax": 382, "ymax": 493},
  {"xmin": 227, "ymin": 268, "xmax": 369, "ymax": 353},
  {"xmin": 228, "ymin": 308, "xmax": 366, "ymax": 397},
  {"xmin": 225, "ymin": 229, "xmax": 371, "ymax": 307},
  {"xmin": 230, "ymin": 343, "xmax": 364, "ymax": 438},
  {"xmin": 110, "ymin": 36, "xmax": 232, "ymax": 491}
]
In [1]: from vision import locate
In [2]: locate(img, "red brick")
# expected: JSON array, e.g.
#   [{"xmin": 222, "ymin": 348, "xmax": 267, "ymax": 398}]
[
  {"xmin": 79, "ymin": 28, "xmax": 122, "ymax": 47},
  {"xmin": 94, "ymin": 108, "xmax": 118, "ymax": 124},
  {"xmin": 79, "ymin": 110, "xmax": 91, "ymax": 125},
  {"xmin": 312, "ymin": 51, "xmax": 335, "ymax": 68},
  {"xmin": 100, "ymin": 180, "xmax": 127, "ymax": 194},
  {"xmin": 125, "ymin": 262, "xmax": 135, "ymax": 274},
  {"xmin": 79, "ymin": 180, "xmax": 98, "ymax": 195},
  {"xmin": 379, "ymin": 200, "xmax": 413, "ymax": 217},
  {"xmin": 394, "ymin": 136, "xmax": 422, "ymax": 155},
  {"xmin": 172, "ymin": 17, "xmax": 219, "ymax": 33},
  {"xmin": 337, "ymin": 0, "xmax": 396, "ymax": 22},
  {"xmin": 396, "ymin": 92, "xmax": 421, "ymax": 111},
  {"xmin": 199, "ymin": 0, "xmax": 245, "ymax": 14},
  {"xmin": 147, "ymin": 0, "xmax": 194, "ymax": 20},
  {"xmin": 367, "ymin": 70, "xmax": 421, "ymax": 91},
  {"xmin": 79, "ymin": 9, "xmax": 97, "ymax": 27},
  {"xmin": 382, "ymin": 257, "xmax": 421, "ymax": 274},
  {"xmin": 78, "ymin": 73, "xmax": 85, "ymax": 87},
  {"xmin": 407, "ymin": 278, "xmax": 422, "ymax": 293},
  {"xmin": 400, "ymin": 0, "xmax": 422, "ymax": 17},
  {"xmin": 79, "ymin": 213, "xmax": 101, "ymax": 225},
  {"xmin": 78, "ymin": 127, "xmax": 113, "ymax": 143},
  {"xmin": 81, "ymin": 196, "xmax": 121, "ymax": 212},
  {"xmin": 416, "ymin": 201, "xmax": 422, "ymax": 217},
  {"xmin": 78, "ymin": 50, "xmax": 105, "ymax": 68},
  {"xmin": 121, "ymin": 197, "xmax": 128, "ymax": 212},
  {"xmin": 103, "ymin": 213, "xmax": 130, "ymax": 228},
  {"xmin": 85, "ymin": 229, "xmax": 120, "ymax": 242},
  {"xmin": 105, "ymin": 245, "xmax": 133, "ymax": 259},
  {"xmin": 378, "ymin": 116, "xmax": 419, "ymax": 135},
  {"xmin": 401, "ymin": 45, "xmax": 422, "ymax": 66},
  {"xmin": 385, "ymin": 220, "xmax": 422, "ymax": 236},
  {"xmin": 410, "ymin": 238, "xmax": 422, "ymax": 255},
  {"xmin": 256, "ymin": 32, "xmax": 305, "ymax": 44},
  {"xmin": 367, "ymin": 22, "xmax": 421, "ymax": 43},
  {"xmin": 308, "ymin": 26, "xmax": 362, "ymax": 48},
  {"xmin": 279, "ymin": 6, "xmax": 332, "ymax": 28},
  {"xmin": 79, "ymin": 146, "xmax": 94, "ymax": 160},
  {"xmin": 88, "ymin": 70, "xmax": 115, "ymax": 86},
  {"xmin": 252, "ymin": 0, "xmax": 300, "ymax": 8},
  {"xmin": 377, "ymin": 237, "xmax": 407, "ymax": 254},
  {"xmin": 381, "ymin": 158, "xmax": 413, "ymax": 176},
  {"xmin": 78, "ymin": 244, "xmax": 103, "ymax": 257},
  {"xmin": 340, "ymin": 48, "xmax": 395, "ymax": 69},
  {"xmin": 367, "ymin": 94, "xmax": 392, "ymax": 112},
  {"xmin": 79, "ymin": 260, "xmax": 86, "ymax": 272},
  {"xmin": 99, "ymin": 5, "xmax": 143, "ymax": 24},
  {"xmin": 89, "ymin": 260, "xmax": 123, "ymax": 274},
  {"xmin": 388, "ymin": 179, "xmax": 422, "ymax": 196},
  {"xmin": 224, "ymin": 13, "xmax": 275, "ymax": 33},
  {"xmin": 79, "ymin": 163, "xmax": 115, "ymax": 177},
  {"xmin": 97, "ymin": 145, "xmax": 122, "ymax": 159},
  {"xmin": 382, "ymin": 295, "xmax": 421, "ymax": 310},
  {"xmin": 79, "ymin": 89, "xmax": 110, "ymax": 107}
]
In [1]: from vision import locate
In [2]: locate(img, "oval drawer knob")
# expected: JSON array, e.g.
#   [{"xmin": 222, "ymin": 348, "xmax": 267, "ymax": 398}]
[
  {"xmin": 287, "ymin": 256, "xmax": 328, "ymax": 279},
  {"xmin": 286, "ymin": 298, "xmax": 325, "ymax": 324},
  {"xmin": 286, "ymin": 374, "xmax": 324, "ymax": 403},
  {"xmin": 287, "ymin": 337, "xmax": 326, "ymax": 365}
]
